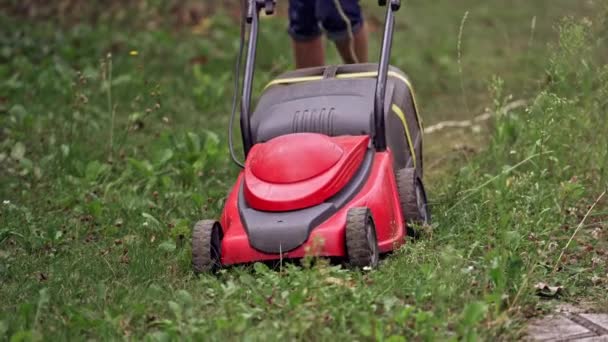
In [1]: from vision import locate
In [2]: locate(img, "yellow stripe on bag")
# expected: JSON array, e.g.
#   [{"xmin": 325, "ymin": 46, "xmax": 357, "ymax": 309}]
[
  {"xmin": 263, "ymin": 76, "xmax": 324, "ymax": 89},
  {"xmin": 263, "ymin": 71, "xmax": 424, "ymax": 135},
  {"xmin": 391, "ymin": 104, "xmax": 417, "ymax": 168}
]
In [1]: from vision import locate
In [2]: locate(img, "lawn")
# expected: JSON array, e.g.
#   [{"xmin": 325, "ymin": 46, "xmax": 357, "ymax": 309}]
[{"xmin": 1, "ymin": 1, "xmax": 607, "ymax": 340}]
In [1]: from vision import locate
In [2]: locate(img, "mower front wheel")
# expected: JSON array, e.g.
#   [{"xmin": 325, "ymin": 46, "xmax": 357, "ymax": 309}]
[
  {"xmin": 345, "ymin": 208, "xmax": 380, "ymax": 269},
  {"xmin": 191, "ymin": 220, "xmax": 222, "ymax": 274}
]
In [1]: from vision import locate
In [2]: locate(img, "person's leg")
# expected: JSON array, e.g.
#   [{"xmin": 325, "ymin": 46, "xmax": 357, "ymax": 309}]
[
  {"xmin": 319, "ymin": 0, "xmax": 368, "ymax": 64},
  {"xmin": 334, "ymin": 23, "xmax": 368, "ymax": 64},
  {"xmin": 292, "ymin": 37, "xmax": 325, "ymax": 69},
  {"xmin": 288, "ymin": 0, "xmax": 325, "ymax": 68}
]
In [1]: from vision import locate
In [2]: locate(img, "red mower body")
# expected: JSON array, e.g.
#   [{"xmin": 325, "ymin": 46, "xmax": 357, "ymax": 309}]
[
  {"xmin": 191, "ymin": 2, "xmax": 430, "ymax": 273},
  {"xmin": 218, "ymin": 133, "xmax": 406, "ymax": 266}
]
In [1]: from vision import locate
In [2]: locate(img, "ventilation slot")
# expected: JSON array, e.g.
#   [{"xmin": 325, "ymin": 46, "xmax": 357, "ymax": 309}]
[{"xmin": 292, "ymin": 108, "xmax": 335, "ymax": 135}]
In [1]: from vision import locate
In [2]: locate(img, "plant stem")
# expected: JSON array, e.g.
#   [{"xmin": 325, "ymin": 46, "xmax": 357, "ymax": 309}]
[
  {"xmin": 107, "ymin": 53, "xmax": 115, "ymax": 161},
  {"xmin": 458, "ymin": 11, "xmax": 471, "ymax": 116},
  {"xmin": 552, "ymin": 190, "xmax": 606, "ymax": 274},
  {"xmin": 447, "ymin": 151, "xmax": 551, "ymax": 213}
]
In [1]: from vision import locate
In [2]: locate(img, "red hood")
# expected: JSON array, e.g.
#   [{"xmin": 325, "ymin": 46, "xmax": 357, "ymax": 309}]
[{"xmin": 244, "ymin": 133, "xmax": 370, "ymax": 212}]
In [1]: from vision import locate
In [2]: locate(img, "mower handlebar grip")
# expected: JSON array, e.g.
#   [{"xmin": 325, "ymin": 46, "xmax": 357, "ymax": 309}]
[{"xmin": 378, "ymin": 0, "xmax": 401, "ymax": 11}]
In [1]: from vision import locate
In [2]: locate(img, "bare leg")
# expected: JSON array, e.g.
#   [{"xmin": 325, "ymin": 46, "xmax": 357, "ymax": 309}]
[
  {"xmin": 292, "ymin": 36, "xmax": 325, "ymax": 69},
  {"xmin": 334, "ymin": 23, "xmax": 368, "ymax": 64}
]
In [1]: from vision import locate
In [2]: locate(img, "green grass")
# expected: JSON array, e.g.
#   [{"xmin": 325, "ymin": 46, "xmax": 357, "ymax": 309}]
[{"xmin": 1, "ymin": 1, "xmax": 608, "ymax": 340}]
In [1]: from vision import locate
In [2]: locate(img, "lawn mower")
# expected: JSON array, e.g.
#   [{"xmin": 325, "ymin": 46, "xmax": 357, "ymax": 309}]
[{"xmin": 191, "ymin": 0, "xmax": 430, "ymax": 273}]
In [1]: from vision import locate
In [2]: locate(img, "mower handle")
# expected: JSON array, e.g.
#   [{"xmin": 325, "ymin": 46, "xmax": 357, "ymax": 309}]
[
  {"xmin": 373, "ymin": 0, "xmax": 400, "ymax": 151},
  {"xmin": 240, "ymin": 0, "xmax": 400, "ymax": 156},
  {"xmin": 241, "ymin": 0, "xmax": 276, "ymax": 156}
]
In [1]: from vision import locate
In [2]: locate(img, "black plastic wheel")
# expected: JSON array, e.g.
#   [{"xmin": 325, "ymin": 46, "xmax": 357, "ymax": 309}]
[
  {"xmin": 345, "ymin": 207, "xmax": 379, "ymax": 269},
  {"xmin": 396, "ymin": 168, "xmax": 431, "ymax": 237},
  {"xmin": 191, "ymin": 220, "xmax": 222, "ymax": 274}
]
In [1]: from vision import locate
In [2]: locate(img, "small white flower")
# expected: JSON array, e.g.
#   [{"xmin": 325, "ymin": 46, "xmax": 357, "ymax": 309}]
[
  {"xmin": 143, "ymin": 222, "xmax": 149, "ymax": 227},
  {"xmin": 2, "ymin": 200, "xmax": 10, "ymax": 205},
  {"xmin": 462, "ymin": 265, "xmax": 475, "ymax": 273}
]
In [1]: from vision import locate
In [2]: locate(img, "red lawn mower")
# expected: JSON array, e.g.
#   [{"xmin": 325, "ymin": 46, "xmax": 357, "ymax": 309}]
[{"xmin": 191, "ymin": 0, "xmax": 430, "ymax": 273}]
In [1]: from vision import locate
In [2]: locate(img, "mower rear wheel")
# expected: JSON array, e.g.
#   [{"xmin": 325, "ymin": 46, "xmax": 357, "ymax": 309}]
[
  {"xmin": 396, "ymin": 168, "xmax": 431, "ymax": 238},
  {"xmin": 191, "ymin": 220, "xmax": 222, "ymax": 274},
  {"xmin": 345, "ymin": 208, "xmax": 379, "ymax": 269}
]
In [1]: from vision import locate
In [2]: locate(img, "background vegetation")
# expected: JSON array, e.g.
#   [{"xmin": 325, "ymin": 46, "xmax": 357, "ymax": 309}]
[{"xmin": 1, "ymin": 0, "xmax": 607, "ymax": 340}]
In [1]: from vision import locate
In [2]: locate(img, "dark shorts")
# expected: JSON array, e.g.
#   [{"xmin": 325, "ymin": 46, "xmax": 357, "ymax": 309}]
[{"xmin": 288, "ymin": 0, "xmax": 364, "ymax": 42}]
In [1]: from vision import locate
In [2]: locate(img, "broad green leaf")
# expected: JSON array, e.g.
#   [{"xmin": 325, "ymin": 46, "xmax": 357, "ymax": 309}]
[
  {"xmin": 142, "ymin": 212, "xmax": 161, "ymax": 228},
  {"xmin": 168, "ymin": 301, "xmax": 181, "ymax": 320},
  {"xmin": 60, "ymin": 144, "xmax": 70, "ymax": 157},
  {"xmin": 187, "ymin": 132, "xmax": 201, "ymax": 152},
  {"xmin": 127, "ymin": 158, "xmax": 154, "ymax": 177},
  {"xmin": 111, "ymin": 74, "xmax": 132, "ymax": 86},
  {"xmin": 8, "ymin": 104, "xmax": 27, "ymax": 118},
  {"xmin": 154, "ymin": 148, "xmax": 174, "ymax": 166},
  {"xmin": 176, "ymin": 290, "xmax": 193, "ymax": 306},
  {"xmin": 158, "ymin": 240, "xmax": 176, "ymax": 252},
  {"xmin": 461, "ymin": 301, "xmax": 487, "ymax": 326},
  {"xmin": 10, "ymin": 142, "xmax": 25, "ymax": 160},
  {"xmin": 85, "ymin": 161, "xmax": 108, "ymax": 181}
]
